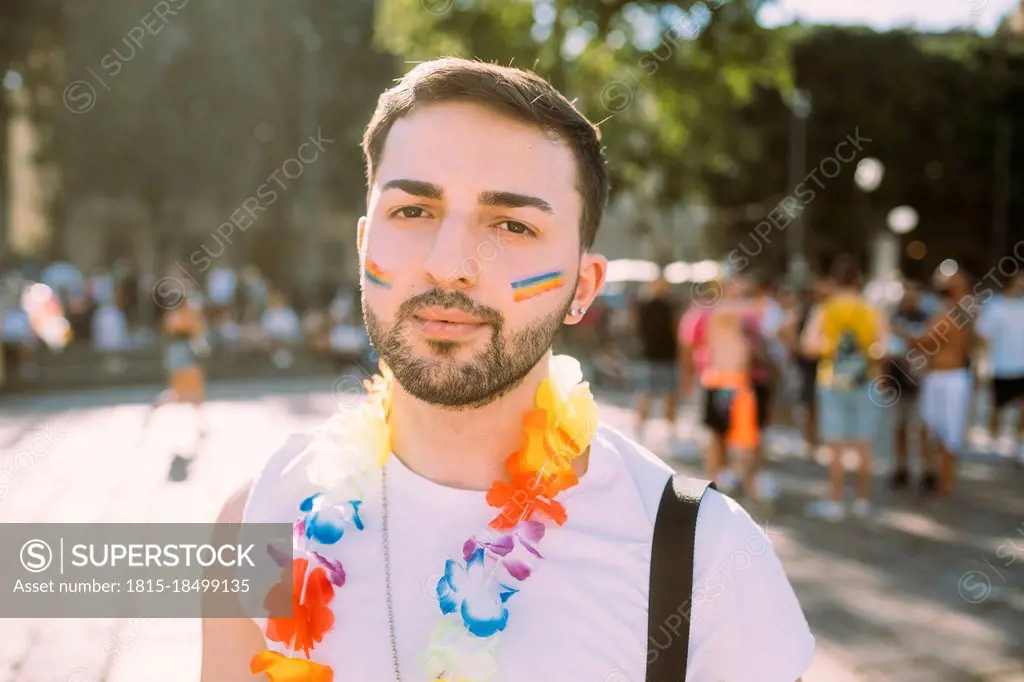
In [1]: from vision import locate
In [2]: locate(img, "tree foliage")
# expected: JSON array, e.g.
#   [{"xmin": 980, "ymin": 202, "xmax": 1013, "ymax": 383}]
[
  {"xmin": 703, "ymin": 26, "xmax": 1024, "ymax": 280},
  {"xmin": 376, "ymin": 0, "xmax": 792, "ymax": 211}
]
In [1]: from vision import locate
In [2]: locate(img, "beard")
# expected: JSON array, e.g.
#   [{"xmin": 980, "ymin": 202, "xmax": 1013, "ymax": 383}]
[{"xmin": 363, "ymin": 286, "xmax": 574, "ymax": 410}]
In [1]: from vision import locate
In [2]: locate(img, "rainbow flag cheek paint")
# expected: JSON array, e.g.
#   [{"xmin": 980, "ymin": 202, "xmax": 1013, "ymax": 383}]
[
  {"xmin": 365, "ymin": 260, "xmax": 393, "ymax": 288},
  {"xmin": 511, "ymin": 270, "xmax": 565, "ymax": 302}
]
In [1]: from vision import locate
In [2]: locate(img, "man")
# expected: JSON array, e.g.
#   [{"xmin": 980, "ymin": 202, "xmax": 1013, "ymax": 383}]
[
  {"xmin": 976, "ymin": 270, "xmax": 1024, "ymax": 466},
  {"xmin": 750, "ymin": 275, "xmax": 783, "ymax": 495},
  {"xmin": 683, "ymin": 275, "xmax": 771, "ymax": 504},
  {"xmin": 260, "ymin": 290, "xmax": 302, "ymax": 369},
  {"xmin": 782, "ymin": 276, "xmax": 831, "ymax": 459},
  {"xmin": 202, "ymin": 58, "xmax": 813, "ymax": 681},
  {"xmin": 906, "ymin": 270, "xmax": 977, "ymax": 495},
  {"xmin": 886, "ymin": 280, "xmax": 931, "ymax": 489},
  {"xmin": 801, "ymin": 256, "xmax": 883, "ymax": 521},
  {"xmin": 633, "ymin": 276, "xmax": 682, "ymax": 450}
]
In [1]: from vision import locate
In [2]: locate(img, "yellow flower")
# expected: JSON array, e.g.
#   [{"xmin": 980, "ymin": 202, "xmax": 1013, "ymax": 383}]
[
  {"xmin": 250, "ymin": 650, "xmax": 333, "ymax": 681},
  {"xmin": 537, "ymin": 355, "xmax": 599, "ymax": 453}
]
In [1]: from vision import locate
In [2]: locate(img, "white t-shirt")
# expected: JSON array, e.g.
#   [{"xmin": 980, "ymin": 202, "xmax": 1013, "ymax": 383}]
[
  {"xmin": 976, "ymin": 295, "xmax": 1024, "ymax": 378},
  {"xmin": 243, "ymin": 425, "xmax": 815, "ymax": 681}
]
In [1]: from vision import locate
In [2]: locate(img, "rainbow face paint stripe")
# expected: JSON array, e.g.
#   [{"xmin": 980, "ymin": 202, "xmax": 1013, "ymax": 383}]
[
  {"xmin": 512, "ymin": 270, "xmax": 564, "ymax": 302},
  {"xmin": 365, "ymin": 260, "xmax": 393, "ymax": 288}
]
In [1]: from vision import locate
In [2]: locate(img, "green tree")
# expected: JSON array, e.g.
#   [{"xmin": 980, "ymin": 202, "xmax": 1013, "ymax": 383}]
[
  {"xmin": 703, "ymin": 26, "xmax": 1024, "ymax": 280},
  {"xmin": 375, "ymin": 0, "xmax": 792, "ymax": 220}
]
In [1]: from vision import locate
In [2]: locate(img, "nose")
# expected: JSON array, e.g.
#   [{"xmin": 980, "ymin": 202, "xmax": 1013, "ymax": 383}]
[{"xmin": 422, "ymin": 215, "xmax": 478, "ymax": 291}]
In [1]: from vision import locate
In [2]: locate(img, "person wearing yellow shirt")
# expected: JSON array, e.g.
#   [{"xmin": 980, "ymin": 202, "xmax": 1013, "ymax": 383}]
[{"xmin": 800, "ymin": 256, "xmax": 885, "ymax": 521}]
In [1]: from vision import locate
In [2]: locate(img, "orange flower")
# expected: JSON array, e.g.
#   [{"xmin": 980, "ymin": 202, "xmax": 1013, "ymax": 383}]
[
  {"xmin": 507, "ymin": 410, "xmax": 581, "ymax": 482},
  {"xmin": 486, "ymin": 472, "xmax": 570, "ymax": 530},
  {"xmin": 265, "ymin": 558, "xmax": 335, "ymax": 657},
  {"xmin": 250, "ymin": 650, "xmax": 333, "ymax": 681}
]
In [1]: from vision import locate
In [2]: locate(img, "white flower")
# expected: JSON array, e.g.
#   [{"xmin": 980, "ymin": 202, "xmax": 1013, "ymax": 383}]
[
  {"xmin": 305, "ymin": 403, "xmax": 389, "ymax": 492},
  {"xmin": 548, "ymin": 354, "xmax": 584, "ymax": 400},
  {"xmin": 423, "ymin": 617, "xmax": 499, "ymax": 682}
]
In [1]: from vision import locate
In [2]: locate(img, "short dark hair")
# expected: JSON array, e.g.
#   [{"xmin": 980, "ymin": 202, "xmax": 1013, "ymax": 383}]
[
  {"xmin": 361, "ymin": 58, "xmax": 609, "ymax": 251},
  {"xmin": 830, "ymin": 254, "xmax": 861, "ymax": 288}
]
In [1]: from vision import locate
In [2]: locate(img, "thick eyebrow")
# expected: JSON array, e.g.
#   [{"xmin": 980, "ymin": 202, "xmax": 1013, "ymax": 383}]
[
  {"xmin": 478, "ymin": 190, "xmax": 553, "ymax": 214},
  {"xmin": 380, "ymin": 178, "xmax": 443, "ymax": 200},
  {"xmin": 381, "ymin": 179, "xmax": 554, "ymax": 214}
]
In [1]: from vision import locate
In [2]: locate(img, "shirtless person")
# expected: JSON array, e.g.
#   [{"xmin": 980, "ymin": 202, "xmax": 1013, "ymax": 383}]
[
  {"xmin": 906, "ymin": 270, "xmax": 976, "ymax": 496},
  {"xmin": 684, "ymin": 275, "xmax": 764, "ymax": 502}
]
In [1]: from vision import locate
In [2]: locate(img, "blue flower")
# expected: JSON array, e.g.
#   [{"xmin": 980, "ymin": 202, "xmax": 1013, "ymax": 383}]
[
  {"xmin": 436, "ymin": 548, "xmax": 518, "ymax": 638},
  {"xmin": 299, "ymin": 493, "xmax": 363, "ymax": 545}
]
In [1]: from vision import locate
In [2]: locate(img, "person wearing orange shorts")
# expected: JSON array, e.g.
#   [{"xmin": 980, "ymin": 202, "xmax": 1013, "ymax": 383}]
[
  {"xmin": 145, "ymin": 293, "xmax": 208, "ymax": 459},
  {"xmin": 686, "ymin": 277, "xmax": 764, "ymax": 501}
]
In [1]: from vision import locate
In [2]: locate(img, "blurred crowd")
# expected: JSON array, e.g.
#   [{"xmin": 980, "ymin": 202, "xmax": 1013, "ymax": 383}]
[
  {"xmin": 7, "ymin": 252, "xmax": 1024, "ymax": 523},
  {"xmin": 575, "ymin": 256, "xmax": 1024, "ymax": 521},
  {"xmin": 0, "ymin": 258, "xmax": 371, "ymax": 381}
]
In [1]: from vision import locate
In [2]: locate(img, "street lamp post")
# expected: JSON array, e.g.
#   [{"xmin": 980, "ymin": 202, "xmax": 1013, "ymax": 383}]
[
  {"xmin": 877, "ymin": 205, "xmax": 918, "ymax": 287},
  {"xmin": 787, "ymin": 89, "xmax": 812, "ymax": 287},
  {"xmin": 854, "ymin": 158, "xmax": 885, "ymax": 281}
]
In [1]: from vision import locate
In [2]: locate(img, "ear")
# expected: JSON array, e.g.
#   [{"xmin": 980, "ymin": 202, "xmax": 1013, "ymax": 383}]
[
  {"xmin": 564, "ymin": 253, "xmax": 607, "ymax": 324},
  {"xmin": 356, "ymin": 216, "xmax": 368, "ymax": 255}
]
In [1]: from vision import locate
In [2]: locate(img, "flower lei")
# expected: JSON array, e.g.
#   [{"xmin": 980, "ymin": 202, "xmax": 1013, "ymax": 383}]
[{"xmin": 249, "ymin": 355, "xmax": 599, "ymax": 681}]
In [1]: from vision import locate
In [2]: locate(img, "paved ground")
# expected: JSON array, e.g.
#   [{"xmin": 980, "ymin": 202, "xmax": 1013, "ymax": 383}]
[{"xmin": 0, "ymin": 376, "xmax": 1021, "ymax": 681}]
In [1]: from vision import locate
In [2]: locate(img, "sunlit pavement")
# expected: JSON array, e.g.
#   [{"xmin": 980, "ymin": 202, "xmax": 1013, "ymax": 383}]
[{"xmin": 0, "ymin": 378, "xmax": 1021, "ymax": 681}]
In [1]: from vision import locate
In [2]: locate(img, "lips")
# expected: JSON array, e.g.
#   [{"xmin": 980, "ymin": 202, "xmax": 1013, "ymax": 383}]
[
  {"xmin": 411, "ymin": 308, "xmax": 486, "ymax": 340},
  {"xmin": 413, "ymin": 308, "xmax": 484, "ymax": 325}
]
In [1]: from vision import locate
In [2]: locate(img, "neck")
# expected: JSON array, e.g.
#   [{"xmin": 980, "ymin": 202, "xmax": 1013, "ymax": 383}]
[{"xmin": 388, "ymin": 352, "xmax": 564, "ymax": 491}]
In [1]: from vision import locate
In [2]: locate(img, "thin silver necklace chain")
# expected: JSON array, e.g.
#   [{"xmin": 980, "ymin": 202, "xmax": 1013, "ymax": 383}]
[
  {"xmin": 380, "ymin": 460, "xmax": 542, "ymax": 682},
  {"xmin": 380, "ymin": 464, "xmax": 403, "ymax": 682}
]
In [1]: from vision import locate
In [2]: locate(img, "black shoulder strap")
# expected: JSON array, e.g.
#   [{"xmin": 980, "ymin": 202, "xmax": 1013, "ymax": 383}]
[{"xmin": 646, "ymin": 474, "xmax": 716, "ymax": 682}]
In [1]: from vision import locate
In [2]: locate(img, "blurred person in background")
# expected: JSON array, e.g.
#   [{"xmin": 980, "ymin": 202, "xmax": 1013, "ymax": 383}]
[
  {"xmin": 902, "ymin": 269, "xmax": 977, "ymax": 496},
  {"xmin": 239, "ymin": 265, "xmax": 269, "ymax": 323},
  {"xmin": 792, "ymin": 276, "xmax": 832, "ymax": 458},
  {"xmin": 22, "ymin": 281, "xmax": 73, "ymax": 356},
  {"xmin": 801, "ymin": 256, "xmax": 883, "ymax": 521},
  {"xmin": 214, "ymin": 307, "xmax": 242, "ymax": 361},
  {"xmin": 774, "ymin": 285, "xmax": 803, "ymax": 430},
  {"xmin": 40, "ymin": 260, "xmax": 84, "ymax": 314},
  {"xmin": 684, "ymin": 274, "xmax": 768, "ymax": 503},
  {"xmin": 260, "ymin": 289, "xmax": 302, "ymax": 369},
  {"xmin": 632, "ymin": 275, "xmax": 682, "ymax": 450},
  {"xmin": 145, "ymin": 287, "xmax": 209, "ymax": 451},
  {"xmin": 84, "ymin": 265, "xmax": 116, "ymax": 341},
  {"xmin": 1, "ymin": 283, "xmax": 38, "ymax": 380},
  {"xmin": 88, "ymin": 265, "xmax": 115, "ymax": 310},
  {"xmin": 91, "ymin": 288, "xmax": 131, "ymax": 374},
  {"xmin": 886, "ymin": 280, "xmax": 931, "ymax": 489},
  {"xmin": 750, "ymin": 274, "xmax": 783, "ymax": 478},
  {"xmin": 207, "ymin": 264, "xmax": 238, "ymax": 324},
  {"xmin": 114, "ymin": 258, "xmax": 140, "ymax": 331},
  {"xmin": 976, "ymin": 270, "xmax": 1024, "ymax": 466}
]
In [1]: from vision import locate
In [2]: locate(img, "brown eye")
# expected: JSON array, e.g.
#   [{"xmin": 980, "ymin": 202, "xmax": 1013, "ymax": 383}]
[
  {"xmin": 390, "ymin": 206, "xmax": 426, "ymax": 219},
  {"xmin": 499, "ymin": 220, "xmax": 536, "ymax": 237}
]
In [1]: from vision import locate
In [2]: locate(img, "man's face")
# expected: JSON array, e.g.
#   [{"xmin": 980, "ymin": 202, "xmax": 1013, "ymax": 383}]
[{"xmin": 359, "ymin": 102, "xmax": 598, "ymax": 409}]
